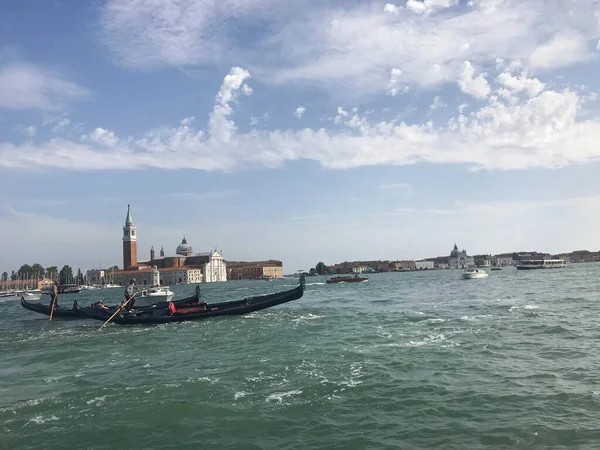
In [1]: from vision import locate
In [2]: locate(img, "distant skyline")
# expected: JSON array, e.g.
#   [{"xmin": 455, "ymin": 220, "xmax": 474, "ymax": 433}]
[{"xmin": 2, "ymin": 1, "xmax": 600, "ymax": 274}]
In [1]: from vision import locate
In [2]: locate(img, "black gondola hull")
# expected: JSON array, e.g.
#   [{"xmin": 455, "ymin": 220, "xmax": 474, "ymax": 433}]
[
  {"xmin": 20, "ymin": 297, "xmax": 85, "ymax": 318},
  {"xmin": 78, "ymin": 276, "xmax": 306, "ymax": 325},
  {"xmin": 20, "ymin": 291, "xmax": 201, "ymax": 319}
]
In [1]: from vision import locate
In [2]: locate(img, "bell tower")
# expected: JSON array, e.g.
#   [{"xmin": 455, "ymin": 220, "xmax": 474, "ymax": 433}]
[{"xmin": 123, "ymin": 204, "xmax": 137, "ymax": 270}]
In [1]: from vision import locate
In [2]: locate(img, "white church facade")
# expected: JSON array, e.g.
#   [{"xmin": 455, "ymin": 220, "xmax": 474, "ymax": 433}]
[{"xmin": 449, "ymin": 243, "xmax": 475, "ymax": 269}]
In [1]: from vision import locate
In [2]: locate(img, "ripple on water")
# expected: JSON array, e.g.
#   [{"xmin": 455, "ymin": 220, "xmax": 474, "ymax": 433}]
[{"xmin": 2, "ymin": 267, "xmax": 600, "ymax": 449}]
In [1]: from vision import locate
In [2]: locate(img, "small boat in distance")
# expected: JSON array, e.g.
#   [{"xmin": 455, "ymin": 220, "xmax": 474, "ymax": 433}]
[
  {"xmin": 491, "ymin": 267, "xmax": 502, "ymax": 271},
  {"xmin": 516, "ymin": 259, "xmax": 567, "ymax": 270},
  {"xmin": 326, "ymin": 275, "xmax": 369, "ymax": 284},
  {"xmin": 41, "ymin": 284, "xmax": 82, "ymax": 295},
  {"xmin": 462, "ymin": 269, "xmax": 489, "ymax": 279}
]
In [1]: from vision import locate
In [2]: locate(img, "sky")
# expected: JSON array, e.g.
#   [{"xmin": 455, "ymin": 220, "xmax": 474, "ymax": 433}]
[{"xmin": 2, "ymin": 0, "xmax": 600, "ymax": 275}]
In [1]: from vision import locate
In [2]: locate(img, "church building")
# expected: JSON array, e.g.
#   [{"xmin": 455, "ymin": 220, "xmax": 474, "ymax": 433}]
[
  {"xmin": 114, "ymin": 205, "xmax": 227, "ymax": 285},
  {"xmin": 448, "ymin": 243, "xmax": 475, "ymax": 269}
]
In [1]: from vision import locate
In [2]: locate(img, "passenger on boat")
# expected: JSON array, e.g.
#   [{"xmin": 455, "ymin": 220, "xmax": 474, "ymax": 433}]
[
  {"xmin": 124, "ymin": 279, "xmax": 139, "ymax": 310},
  {"xmin": 92, "ymin": 300, "xmax": 109, "ymax": 310},
  {"xmin": 49, "ymin": 281, "xmax": 59, "ymax": 308}
]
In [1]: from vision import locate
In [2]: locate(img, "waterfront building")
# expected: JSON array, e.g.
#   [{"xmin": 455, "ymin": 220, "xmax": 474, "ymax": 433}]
[
  {"xmin": 415, "ymin": 260, "xmax": 434, "ymax": 270},
  {"xmin": 114, "ymin": 206, "xmax": 227, "ymax": 285},
  {"xmin": 448, "ymin": 243, "xmax": 475, "ymax": 269},
  {"xmin": 491, "ymin": 255, "xmax": 514, "ymax": 266},
  {"xmin": 227, "ymin": 260, "xmax": 284, "ymax": 280}
]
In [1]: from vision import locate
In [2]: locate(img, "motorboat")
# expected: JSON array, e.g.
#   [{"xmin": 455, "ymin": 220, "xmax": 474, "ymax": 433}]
[
  {"xmin": 0, "ymin": 290, "xmax": 41, "ymax": 302},
  {"xmin": 462, "ymin": 269, "xmax": 489, "ymax": 279},
  {"xmin": 133, "ymin": 266, "xmax": 174, "ymax": 307},
  {"xmin": 326, "ymin": 274, "xmax": 369, "ymax": 284},
  {"xmin": 136, "ymin": 286, "xmax": 175, "ymax": 306}
]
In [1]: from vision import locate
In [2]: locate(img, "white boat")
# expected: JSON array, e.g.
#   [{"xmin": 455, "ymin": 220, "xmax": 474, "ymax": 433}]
[
  {"xmin": 135, "ymin": 287, "xmax": 175, "ymax": 306},
  {"xmin": 516, "ymin": 259, "xmax": 567, "ymax": 270},
  {"xmin": 0, "ymin": 290, "xmax": 41, "ymax": 301},
  {"xmin": 132, "ymin": 266, "xmax": 174, "ymax": 307},
  {"xmin": 462, "ymin": 268, "xmax": 489, "ymax": 279}
]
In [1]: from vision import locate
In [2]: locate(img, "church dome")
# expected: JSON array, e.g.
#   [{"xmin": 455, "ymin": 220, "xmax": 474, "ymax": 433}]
[
  {"xmin": 176, "ymin": 236, "xmax": 193, "ymax": 256},
  {"xmin": 450, "ymin": 243, "xmax": 459, "ymax": 258}
]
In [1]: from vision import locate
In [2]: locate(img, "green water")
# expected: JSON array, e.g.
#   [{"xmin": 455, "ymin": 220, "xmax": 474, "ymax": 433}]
[{"xmin": 2, "ymin": 265, "xmax": 600, "ymax": 449}]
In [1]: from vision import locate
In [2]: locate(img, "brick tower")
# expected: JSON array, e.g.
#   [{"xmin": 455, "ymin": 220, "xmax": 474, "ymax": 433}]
[{"xmin": 122, "ymin": 204, "xmax": 137, "ymax": 270}]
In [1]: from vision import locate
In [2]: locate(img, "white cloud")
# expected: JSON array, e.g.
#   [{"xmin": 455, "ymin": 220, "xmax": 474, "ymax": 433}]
[
  {"xmin": 2, "ymin": 66, "xmax": 600, "ymax": 174},
  {"xmin": 52, "ymin": 117, "xmax": 71, "ymax": 132},
  {"xmin": 100, "ymin": 0, "xmax": 273, "ymax": 70},
  {"xmin": 294, "ymin": 106, "xmax": 306, "ymax": 119},
  {"xmin": 208, "ymin": 66, "xmax": 252, "ymax": 142},
  {"xmin": 458, "ymin": 61, "xmax": 490, "ymax": 99},
  {"xmin": 387, "ymin": 68, "xmax": 408, "ymax": 96},
  {"xmin": 0, "ymin": 63, "xmax": 89, "ymax": 111},
  {"xmin": 529, "ymin": 33, "xmax": 590, "ymax": 70},
  {"xmin": 86, "ymin": 128, "xmax": 120, "ymax": 147},
  {"xmin": 597, "ymin": 40, "xmax": 600, "ymax": 51},
  {"xmin": 16, "ymin": 125, "xmax": 37, "ymax": 137},
  {"xmin": 458, "ymin": 103, "xmax": 468, "ymax": 113},
  {"xmin": 264, "ymin": 0, "xmax": 599, "ymax": 98},
  {"xmin": 496, "ymin": 71, "xmax": 545, "ymax": 98},
  {"xmin": 405, "ymin": 0, "xmax": 459, "ymax": 16},
  {"xmin": 429, "ymin": 96, "xmax": 447, "ymax": 111},
  {"xmin": 383, "ymin": 3, "xmax": 400, "ymax": 14}
]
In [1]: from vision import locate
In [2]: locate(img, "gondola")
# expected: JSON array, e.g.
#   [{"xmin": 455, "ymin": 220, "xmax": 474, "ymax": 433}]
[
  {"xmin": 20, "ymin": 297, "xmax": 85, "ymax": 318},
  {"xmin": 76, "ymin": 275, "xmax": 306, "ymax": 325},
  {"xmin": 20, "ymin": 289, "xmax": 202, "ymax": 319}
]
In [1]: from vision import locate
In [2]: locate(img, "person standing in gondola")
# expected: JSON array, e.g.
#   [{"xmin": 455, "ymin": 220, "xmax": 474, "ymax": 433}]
[
  {"xmin": 124, "ymin": 279, "xmax": 139, "ymax": 311},
  {"xmin": 49, "ymin": 281, "xmax": 59, "ymax": 309}
]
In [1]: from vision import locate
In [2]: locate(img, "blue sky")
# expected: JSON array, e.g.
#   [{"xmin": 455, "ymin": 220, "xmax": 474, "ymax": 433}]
[{"xmin": 2, "ymin": 0, "xmax": 600, "ymax": 274}]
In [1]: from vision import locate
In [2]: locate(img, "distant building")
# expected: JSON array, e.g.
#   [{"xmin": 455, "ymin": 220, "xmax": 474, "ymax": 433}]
[
  {"xmin": 392, "ymin": 260, "xmax": 416, "ymax": 271},
  {"xmin": 86, "ymin": 269, "xmax": 106, "ymax": 286},
  {"xmin": 227, "ymin": 260, "xmax": 284, "ymax": 280},
  {"xmin": 113, "ymin": 266, "xmax": 203, "ymax": 286},
  {"xmin": 492, "ymin": 255, "xmax": 513, "ymax": 266},
  {"xmin": 448, "ymin": 243, "xmax": 475, "ymax": 269},
  {"xmin": 415, "ymin": 260, "xmax": 434, "ymax": 270},
  {"xmin": 115, "ymin": 206, "xmax": 227, "ymax": 284},
  {"xmin": 474, "ymin": 254, "xmax": 492, "ymax": 268}
]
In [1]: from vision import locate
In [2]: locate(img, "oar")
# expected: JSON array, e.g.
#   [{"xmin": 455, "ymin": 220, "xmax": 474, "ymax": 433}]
[
  {"xmin": 49, "ymin": 295, "xmax": 58, "ymax": 321},
  {"xmin": 98, "ymin": 292, "xmax": 138, "ymax": 330}
]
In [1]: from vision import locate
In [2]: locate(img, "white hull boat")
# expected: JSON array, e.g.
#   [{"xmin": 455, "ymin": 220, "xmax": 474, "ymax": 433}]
[
  {"xmin": 462, "ymin": 269, "xmax": 489, "ymax": 279},
  {"xmin": 0, "ymin": 291, "xmax": 41, "ymax": 302},
  {"xmin": 134, "ymin": 287, "xmax": 175, "ymax": 307}
]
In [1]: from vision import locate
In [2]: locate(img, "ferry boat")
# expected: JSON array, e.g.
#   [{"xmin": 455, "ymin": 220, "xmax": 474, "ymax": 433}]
[
  {"xmin": 516, "ymin": 259, "xmax": 567, "ymax": 270},
  {"xmin": 462, "ymin": 269, "xmax": 489, "ymax": 279}
]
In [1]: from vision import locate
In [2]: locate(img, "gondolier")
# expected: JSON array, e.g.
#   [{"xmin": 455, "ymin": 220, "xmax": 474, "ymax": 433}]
[
  {"xmin": 50, "ymin": 281, "xmax": 59, "ymax": 308},
  {"xmin": 124, "ymin": 279, "xmax": 139, "ymax": 311}
]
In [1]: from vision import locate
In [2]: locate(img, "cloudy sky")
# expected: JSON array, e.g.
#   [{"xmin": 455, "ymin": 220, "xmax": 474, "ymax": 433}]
[{"xmin": 1, "ymin": 0, "xmax": 600, "ymax": 274}]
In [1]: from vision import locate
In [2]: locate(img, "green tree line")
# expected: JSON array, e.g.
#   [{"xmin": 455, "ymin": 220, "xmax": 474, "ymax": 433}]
[{"xmin": 1, "ymin": 263, "xmax": 86, "ymax": 285}]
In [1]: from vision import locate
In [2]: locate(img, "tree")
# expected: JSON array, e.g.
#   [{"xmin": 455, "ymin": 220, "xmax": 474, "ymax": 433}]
[
  {"xmin": 59, "ymin": 265, "xmax": 73, "ymax": 285},
  {"xmin": 10, "ymin": 270, "xmax": 16, "ymax": 281},
  {"xmin": 1, "ymin": 271, "xmax": 7, "ymax": 282},
  {"xmin": 76, "ymin": 268, "xmax": 84, "ymax": 285},
  {"xmin": 309, "ymin": 268, "xmax": 316, "ymax": 276},
  {"xmin": 18, "ymin": 264, "xmax": 33, "ymax": 278},
  {"xmin": 31, "ymin": 263, "xmax": 45, "ymax": 278},
  {"xmin": 46, "ymin": 266, "xmax": 58, "ymax": 280},
  {"xmin": 315, "ymin": 262, "xmax": 328, "ymax": 275},
  {"xmin": 108, "ymin": 265, "xmax": 119, "ymax": 272}
]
